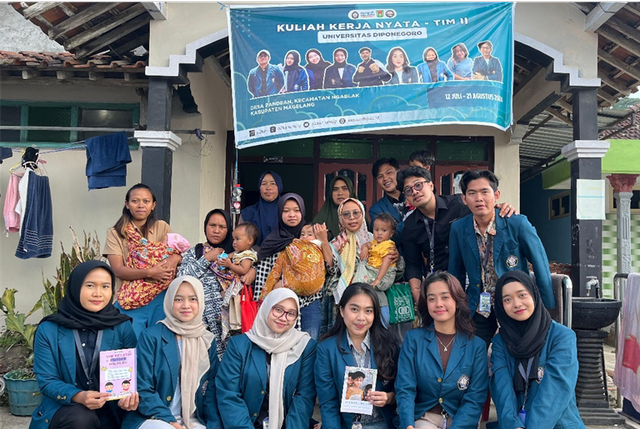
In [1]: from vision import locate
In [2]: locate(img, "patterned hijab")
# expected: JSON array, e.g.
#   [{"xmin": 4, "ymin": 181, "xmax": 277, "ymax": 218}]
[{"xmin": 332, "ymin": 198, "xmax": 372, "ymax": 290}]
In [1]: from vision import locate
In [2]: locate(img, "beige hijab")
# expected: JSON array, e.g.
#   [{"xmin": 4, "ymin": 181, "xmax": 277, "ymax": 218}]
[
  {"xmin": 245, "ymin": 289, "xmax": 310, "ymax": 429},
  {"xmin": 159, "ymin": 275, "xmax": 214, "ymax": 429}
]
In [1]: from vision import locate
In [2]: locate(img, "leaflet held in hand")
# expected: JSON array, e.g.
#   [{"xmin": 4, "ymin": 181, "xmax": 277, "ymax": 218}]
[
  {"xmin": 100, "ymin": 348, "xmax": 136, "ymax": 400},
  {"xmin": 340, "ymin": 366, "xmax": 377, "ymax": 415}
]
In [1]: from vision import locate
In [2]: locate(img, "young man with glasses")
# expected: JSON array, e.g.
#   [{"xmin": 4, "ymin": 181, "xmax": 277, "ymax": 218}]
[
  {"xmin": 398, "ymin": 166, "xmax": 516, "ymax": 304},
  {"xmin": 448, "ymin": 170, "xmax": 555, "ymax": 345}
]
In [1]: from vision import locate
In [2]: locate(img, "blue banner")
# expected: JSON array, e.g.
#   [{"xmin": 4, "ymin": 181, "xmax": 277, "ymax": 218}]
[{"xmin": 229, "ymin": 2, "xmax": 514, "ymax": 148}]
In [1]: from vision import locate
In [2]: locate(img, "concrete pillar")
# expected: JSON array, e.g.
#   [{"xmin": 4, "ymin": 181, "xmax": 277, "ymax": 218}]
[{"xmin": 607, "ymin": 174, "xmax": 639, "ymax": 274}]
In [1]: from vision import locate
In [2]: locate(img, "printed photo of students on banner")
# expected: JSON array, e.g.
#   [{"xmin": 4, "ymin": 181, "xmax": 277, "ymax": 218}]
[{"xmin": 229, "ymin": 2, "xmax": 514, "ymax": 147}]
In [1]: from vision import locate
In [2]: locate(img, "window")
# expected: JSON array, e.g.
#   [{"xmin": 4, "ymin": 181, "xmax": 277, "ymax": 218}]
[
  {"xmin": 608, "ymin": 186, "xmax": 640, "ymax": 213},
  {"xmin": 0, "ymin": 102, "xmax": 138, "ymax": 147},
  {"xmin": 549, "ymin": 191, "xmax": 570, "ymax": 220}
]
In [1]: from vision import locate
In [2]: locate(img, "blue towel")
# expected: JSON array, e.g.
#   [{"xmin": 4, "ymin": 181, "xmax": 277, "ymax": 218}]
[
  {"xmin": 85, "ymin": 131, "xmax": 132, "ymax": 190},
  {"xmin": 16, "ymin": 171, "xmax": 53, "ymax": 259}
]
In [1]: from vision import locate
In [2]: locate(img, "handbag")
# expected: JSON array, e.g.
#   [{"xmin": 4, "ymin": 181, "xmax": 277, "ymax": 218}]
[
  {"xmin": 240, "ymin": 284, "xmax": 258, "ymax": 333},
  {"xmin": 385, "ymin": 282, "xmax": 415, "ymax": 324}
]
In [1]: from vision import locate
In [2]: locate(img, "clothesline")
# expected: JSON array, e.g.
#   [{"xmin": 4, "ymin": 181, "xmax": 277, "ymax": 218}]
[{"xmin": 8, "ymin": 137, "xmax": 137, "ymax": 155}]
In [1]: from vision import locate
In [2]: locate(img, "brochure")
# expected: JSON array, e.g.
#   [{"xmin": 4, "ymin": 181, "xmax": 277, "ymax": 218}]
[
  {"xmin": 340, "ymin": 366, "xmax": 377, "ymax": 415},
  {"xmin": 99, "ymin": 348, "xmax": 136, "ymax": 400}
]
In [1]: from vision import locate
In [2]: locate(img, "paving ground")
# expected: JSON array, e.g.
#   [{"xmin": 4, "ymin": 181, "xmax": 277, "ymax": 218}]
[{"xmin": 1, "ymin": 345, "xmax": 639, "ymax": 429}]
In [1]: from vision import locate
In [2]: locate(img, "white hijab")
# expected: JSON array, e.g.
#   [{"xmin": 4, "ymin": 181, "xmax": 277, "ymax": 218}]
[
  {"xmin": 245, "ymin": 289, "xmax": 310, "ymax": 429},
  {"xmin": 159, "ymin": 276, "xmax": 214, "ymax": 429}
]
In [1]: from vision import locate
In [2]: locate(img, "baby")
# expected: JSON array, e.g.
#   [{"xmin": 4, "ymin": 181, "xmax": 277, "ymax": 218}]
[
  {"xmin": 345, "ymin": 370, "xmax": 365, "ymax": 400},
  {"xmin": 218, "ymin": 222, "xmax": 259, "ymax": 276},
  {"xmin": 359, "ymin": 213, "xmax": 397, "ymax": 287},
  {"xmin": 300, "ymin": 223, "xmax": 323, "ymax": 247}
]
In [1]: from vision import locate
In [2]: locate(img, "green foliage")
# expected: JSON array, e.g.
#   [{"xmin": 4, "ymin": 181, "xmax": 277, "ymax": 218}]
[
  {"xmin": 30, "ymin": 227, "xmax": 103, "ymax": 318},
  {"xmin": 0, "ymin": 289, "xmax": 37, "ymax": 352},
  {"xmin": 5, "ymin": 368, "xmax": 35, "ymax": 380}
]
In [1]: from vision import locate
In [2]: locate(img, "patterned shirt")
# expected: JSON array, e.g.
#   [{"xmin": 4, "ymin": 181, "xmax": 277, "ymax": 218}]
[{"xmin": 474, "ymin": 213, "xmax": 497, "ymax": 318}]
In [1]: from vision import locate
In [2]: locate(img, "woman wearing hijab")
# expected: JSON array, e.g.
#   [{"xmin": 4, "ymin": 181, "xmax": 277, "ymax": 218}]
[
  {"xmin": 254, "ymin": 193, "xmax": 324, "ymax": 340},
  {"xmin": 417, "ymin": 47, "xmax": 453, "ymax": 83},
  {"xmin": 123, "ymin": 276, "xmax": 221, "ymax": 429},
  {"xmin": 282, "ymin": 50, "xmax": 309, "ymax": 93},
  {"xmin": 324, "ymin": 47, "xmax": 356, "ymax": 89},
  {"xmin": 31, "ymin": 261, "xmax": 138, "ymax": 429},
  {"xmin": 216, "ymin": 288, "xmax": 317, "ymax": 429},
  {"xmin": 491, "ymin": 271, "xmax": 584, "ymax": 429},
  {"xmin": 305, "ymin": 48, "xmax": 331, "ymax": 90},
  {"xmin": 240, "ymin": 171, "xmax": 283, "ymax": 247},
  {"xmin": 312, "ymin": 175, "xmax": 356, "ymax": 241},
  {"xmin": 177, "ymin": 209, "xmax": 239, "ymax": 358}
]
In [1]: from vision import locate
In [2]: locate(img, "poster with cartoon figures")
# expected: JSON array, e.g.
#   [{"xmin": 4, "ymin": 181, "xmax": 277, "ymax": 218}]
[
  {"xmin": 100, "ymin": 348, "xmax": 137, "ymax": 400},
  {"xmin": 340, "ymin": 366, "xmax": 377, "ymax": 415}
]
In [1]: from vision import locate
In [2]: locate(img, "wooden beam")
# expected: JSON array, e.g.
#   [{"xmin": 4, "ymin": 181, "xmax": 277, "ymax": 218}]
[
  {"xmin": 22, "ymin": 2, "xmax": 63, "ymax": 19},
  {"xmin": 206, "ymin": 56, "xmax": 231, "ymax": 87},
  {"xmin": 555, "ymin": 98, "xmax": 573, "ymax": 113},
  {"xmin": 585, "ymin": 2, "xmax": 626, "ymax": 32},
  {"xmin": 111, "ymin": 32, "xmax": 150, "ymax": 58},
  {"xmin": 606, "ymin": 16, "xmax": 640, "ymax": 46},
  {"xmin": 49, "ymin": 3, "xmax": 120, "ymax": 40},
  {"xmin": 597, "ymin": 88, "xmax": 618, "ymax": 106},
  {"xmin": 0, "ymin": 76, "xmax": 148, "ymax": 87},
  {"xmin": 624, "ymin": 2, "xmax": 640, "ymax": 18},
  {"xmin": 523, "ymin": 114, "xmax": 554, "ymax": 140},
  {"xmin": 58, "ymin": 4, "xmax": 77, "ymax": 18},
  {"xmin": 597, "ymin": 48, "xmax": 640, "ymax": 81},
  {"xmin": 545, "ymin": 107, "xmax": 573, "ymax": 126},
  {"xmin": 597, "ymin": 25, "xmax": 640, "ymax": 59},
  {"xmin": 56, "ymin": 70, "xmax": 74, "ymax": 81},
  {"xmin": 65, "ymin": 4, "xmax": 147, "ymax": 51},
  {"xmin": 74, "ymin": 14, "xmax": 151, "ymax": 58},
  {"xmin": 598, "ymin": 70, "xmax": 632, "ymax": 96}
]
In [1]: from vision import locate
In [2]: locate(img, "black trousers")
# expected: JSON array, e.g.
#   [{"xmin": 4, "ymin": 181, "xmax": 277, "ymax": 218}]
[
  {"xmin": 473, "ymin": 311, "xmax": 498, "ymax": 348},
  {"xmin": 49, "ymin": 403, "xmax": 119, "ymax": 429}
]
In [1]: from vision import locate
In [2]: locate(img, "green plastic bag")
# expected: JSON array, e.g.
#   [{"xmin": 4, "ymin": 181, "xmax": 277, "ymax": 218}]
[{"xmin": 385, "ymin": 282, "xmax": 415, "ymax": 324}]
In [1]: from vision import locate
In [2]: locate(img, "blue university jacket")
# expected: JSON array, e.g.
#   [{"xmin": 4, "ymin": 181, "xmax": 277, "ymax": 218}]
[
  {"xmin": 122, "ymin": 324, "xmax": 221, "ymax": 429},
  {"xmin": 448, "ymin": 209, "xmax": 556, "ymax": 314},
  {"xmin": 315, "ymin": 332, "xmax": 398, "ymax": 429},
  {"xmin": 324, "ymin": 64, "xmax": 356, "ymax": 88},
  {"xmin": 417, "ymin": 62, "xmax": 453, "ymax": 82},
  {"xmin": 247, "ymin": 64, "xmax": 285, "ymax": 97},
  {"xmin": 216, "ymin": 334, "xmax": 317, "ymax": 429},
  {"xmin": 30, "ymin": 321, "xmax": 137, "ymax": 429},
  {"xmin": 472, "ymin": 56, "xmax": 503, "ymax": 82},
  {"xmin": 395, "ymin": 327, "xmax": 488, "ymax": 429},
  {"xmin": 490, "ymin": 321, "xmax": 585, "ymax": 429}
]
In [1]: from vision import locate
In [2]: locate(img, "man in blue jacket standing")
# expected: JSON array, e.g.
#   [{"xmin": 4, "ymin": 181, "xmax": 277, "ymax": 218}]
[
  {"xmin": 448, "ymin": 169, "xmax": 556, "ymax": 346},
  {"xmin": 369, "ymin": 158, "xmax": 407, "ymax": 250},
  {"xmin": 247, "ymin": 50, "xmax": 284, "ymax": 98}
]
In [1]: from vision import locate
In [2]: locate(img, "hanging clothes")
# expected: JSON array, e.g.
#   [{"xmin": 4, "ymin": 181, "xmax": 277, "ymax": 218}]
[
  {"xmin": 0, "ymin": 147, "xmax": 12, "ymax": 164},
  {"xmin": 15, "ymin": 168, "xmax": 30, "ymax": 233},
  {"xmin": 85, "ymin": 131, "xmax": 132, "ymax": 190},
  {"xmin": 3, "ymin": 171, "xmax": 23, "ymax": 234},
  {"xmin": 15, "ymin": 170, "xmax": 53, "ymax": 259},
  {"xmin": 614, "ymin": 272, "xmax": 640, "ymax": 411}
]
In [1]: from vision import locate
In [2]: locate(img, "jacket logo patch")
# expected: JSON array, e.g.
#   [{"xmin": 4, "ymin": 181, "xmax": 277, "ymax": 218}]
[
  {"xmin": 537, "ymin": 366, "xmax": 544, "ymax": 384},
  {"xmin": 506, "ymin": 255, "xmax": 518, "ymax": 268},
  {"xmin": 457, "ymin": 374, "xmax": 470, "ymax": 390}
]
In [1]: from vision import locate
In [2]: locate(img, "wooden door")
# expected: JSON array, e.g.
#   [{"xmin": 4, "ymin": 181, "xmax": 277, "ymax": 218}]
[
  {"xmin": 317, "ymin": 163, "xmax": 374, "ymax": 214},
  {"xmin": 435, "ymin": 164, "xmax": 488, "ymax": 195}
]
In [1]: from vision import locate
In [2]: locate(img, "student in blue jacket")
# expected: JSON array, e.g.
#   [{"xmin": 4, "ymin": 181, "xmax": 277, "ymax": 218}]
[
  {"xmin": 490, "ymin": 271, "xmax": 585, "ymax": 429},
  {"xmin": 30, "ymin": 260, "xmax": 138, "ymax": 429},
  {"xmin": 123, "ymin": 275, "xmax": 221, "ymax": 429},
  {"xmin": 395, "ymin": 272, "xmax": 489, "ymax": 429},
  {"xmin": 417, "ymin": 47, "xmax": 453, "ymax": 83},
  {"xmin": 316, "ymin": 283, "xmax": 400, "ymax": 429},
  {"xmin": 216, "ymin": 288, "xmax": 317, "ymax": 429}
]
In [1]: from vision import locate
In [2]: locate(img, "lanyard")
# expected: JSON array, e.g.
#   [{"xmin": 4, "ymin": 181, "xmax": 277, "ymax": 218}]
[
  {"xmin": 73, "ymin": 329, "xmax": 103, "ymax": 390},
  {"xmin": 481, "ymin": 235, "xmax": 494, "ymax": 289},
  {"xmin": 422, "ymin": 217, "xmax": 436, "ymax": 273},
  {"xmin": 517, "ymin": 357, "xmax": 534, "ymax": 411}
]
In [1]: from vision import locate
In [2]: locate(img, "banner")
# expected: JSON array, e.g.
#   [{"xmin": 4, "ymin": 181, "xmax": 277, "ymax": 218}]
[{"xmin": 229, "ymin": 2, "xmax": 514, "ymax": 148}]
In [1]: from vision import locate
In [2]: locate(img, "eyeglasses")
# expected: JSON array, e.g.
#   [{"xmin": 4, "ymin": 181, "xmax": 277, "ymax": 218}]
[
  {"xmin": 341, "ymin": 210, "xmax": 362, "ymax": 220},
  {"xmin": 403, "ymin": 180, "xmax": 429, "ymax": 197},
  {"xmin": 271, "ymin": 305, "xmax": 298, "ymax": 321}
]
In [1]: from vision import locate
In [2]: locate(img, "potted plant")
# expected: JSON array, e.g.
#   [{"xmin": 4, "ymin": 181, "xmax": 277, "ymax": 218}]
[{"xmin": 1, "ymin": 227, "xmax": 103, "ymax": 416}]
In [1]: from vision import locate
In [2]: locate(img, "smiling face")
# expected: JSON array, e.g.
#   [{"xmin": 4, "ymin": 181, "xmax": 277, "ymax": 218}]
[
  {"xmin": 332, "ymin": 178, "xmax": 350, "ymax": 206},
  {"xmin": 335, "ymin": 50, "xmax": 346, "ymax": 63},
  {"xmin": 257, "ymin": 52, "xmax": 269, "ymax": 67},
  {"xmin": 373, "ymin": 218, "xmax": 394, "ymax": 243},
  {"xmin": 359, "ymin": 49, "xmax": 371, "ymax": 61},
  {"xmin": 392, "ymin": 49, "xmax": 405, "ymax": 69},
  {"xmin": 501, "ymin": 281, "xmax": 535, "ymax": 322},
  {"xmin": 462, "ymin": 177, "xmax": 500, "ymax": 218},
  {"xmin": 260, "ymin": 173, "xmax": 278, "ymax": 202},
  {"xmin": 340, "ymin": 292, "xmax": 374, "ymax": 340},
  {"xmin": 340, "ymin": 200, "xmax": 363, "ymax": 233},
  {"xmin": 282, "ymin": 199, "xmax": 303, "ymax": 228},
  {"xmin": 453, "ymin": 45, "xmax": 466, "ymax": 61},
  {"xmin": 308, "ymin": 51, "xmax": 320, "ymax": 64},
  {"xmin": 172, "ymin": 282, "xmax": 199, "ymax": 323},
  {"xmin": 376, "ymin": 163, "xmax": 398, "ymax": 195},
  {"xmin": 480, "ymin": 43, "xmax": 492, "ymax": 58},
  {"xmin": 286, "ymin": 53, "xmax": 295, "ymax": 66},
  {"xmin": 125, "ymin": 188, "xmax": 156, "ymax": 223},
  {"xmin": 266, "ymin": 298, "xmax": 298, "ymax": 334},
  {"xmin": 426, "ymin": 49, "xmax": 436, "ymax": 61},
  {"xmin": 206, "ymin": 213, "xmax": 228, "ymax": 246},
  {"xmin": 426, "ymin": 280, "xmax": 456, "ymax": 327},
  {"xmin": 79, "ymin": 268, "xmax": 113, "ymax": 312}
]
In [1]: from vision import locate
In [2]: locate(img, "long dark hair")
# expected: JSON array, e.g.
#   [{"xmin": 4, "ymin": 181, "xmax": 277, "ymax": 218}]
[
  {"xmin": 386, "ymin": 46, "xmax": 412, "ymax": 74},
  {"xmin": 418, "ymin": 271, "xmax": 476, "ymax": 337},
  {"xmin": 322, "ymin": 283, "xmax": 398, "ymax": 380},
  {"xmin": 113, "ymin": 183, "xmax": 158, "ymax": 238}
]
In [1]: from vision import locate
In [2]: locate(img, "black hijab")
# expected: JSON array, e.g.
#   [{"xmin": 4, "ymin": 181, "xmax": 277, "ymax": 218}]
[
  {"xmin": 41, "ymin": 260, "xmax": 131, "ymax": 330},
  {"xmin": 258, "ymin": 193, "xmax": 306, "ymax": 260},
  {"xmin": 495, "ymin": 270, "xmax": 552, "ymax": 392},
  {"xmin": 202, "ymin": 209, "xmax": 234, "ymax": 253}
]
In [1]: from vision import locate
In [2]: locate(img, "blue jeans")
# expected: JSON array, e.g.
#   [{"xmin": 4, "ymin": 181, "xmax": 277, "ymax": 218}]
[
  {"xmin": 380, "ymin": 305, "xmax": 390, "ymax": 327},
  {"xmin": 300, "ymin": 300, "xmax": 321, "ymax": 341},
  {"xmin": 114, "ymin": 290, "xmax": 167, "ymax": 337}
]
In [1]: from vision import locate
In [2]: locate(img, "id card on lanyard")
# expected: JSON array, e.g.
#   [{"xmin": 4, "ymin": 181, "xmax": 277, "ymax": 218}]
[
  {"xmin": 73, "ymin": 329, "xmax": 103, "ymax": 390},
  {"xmin": 422, "ymin": 217, "xmax": 436, "ymax": 274},
  {"xmin": 517, "ymin": 357, "xmax": 534, "ymax": 426},
  {"xmin": 478, "ymin": 235, "xmax": 494, "ymax": 314}
]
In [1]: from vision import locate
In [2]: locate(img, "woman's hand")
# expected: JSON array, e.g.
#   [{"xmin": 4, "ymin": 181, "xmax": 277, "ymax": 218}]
[
  {"xmin": 164, "ymin": 254, "xmax": 182, "ymax": 275},
  {"xmin": 273, "ymin": 280, "xmax": 284, "ymax": 289},
  {"xmin": 314, "ymin": 223, "xmax": 329, "ymax": 243},
  {"xmin": 117, "ymin": 392, "xmax": 139, "ymax": 411},
  {"xmin": 170, "ymin": 422, "xmax": 183, "ymax": 429},
  {"xmin": 148, "ymin": 262, "xmax": 173, "ymax": 282},
  {"xmin": 241, "ymin": 267, "xmax": 256, "ymax": 285},
  {"xmin": 204, "ymin": 247, "xmax": 224, "ymax": 262},
  {"xmin": 366, "ymin": 390, "xmax": 389, "ymax": 407},
  {"xmin": 71, "ymin": 391, "xmax": 111, "ymax": 410}
]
